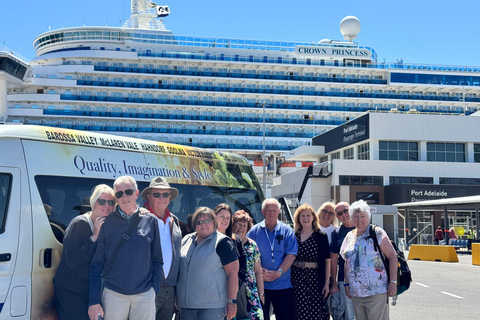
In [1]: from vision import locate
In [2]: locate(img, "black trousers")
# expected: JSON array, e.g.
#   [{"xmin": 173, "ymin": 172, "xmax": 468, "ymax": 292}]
[
  {"xmin": 262, "ymin": 288, "xmax": 294, "ymax": 320},
  {"xmin": 54, "ymin": 284, "xmax": 90, "ymax": 320}
]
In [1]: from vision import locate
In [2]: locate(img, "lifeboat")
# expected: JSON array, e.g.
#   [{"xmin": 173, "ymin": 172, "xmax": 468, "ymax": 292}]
[{"xmin": 253, "ymin": 158, "xmax": 266, "ymax": 174}]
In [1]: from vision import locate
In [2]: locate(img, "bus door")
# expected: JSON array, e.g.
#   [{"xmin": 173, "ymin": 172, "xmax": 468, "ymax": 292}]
[{"xmin": 0, "ymin": 168, "xmax": 27, "ymax": 318}]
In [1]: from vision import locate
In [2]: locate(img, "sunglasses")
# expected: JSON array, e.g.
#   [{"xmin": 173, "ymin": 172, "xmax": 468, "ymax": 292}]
[
  {"xmin": 336, "ymin": 209, "xmax": 349, "ymax": 216},
  {"xmin": 115, "ymin": 189, "xmax": 135, "ymax": 198},
  {"xmin": 321, "ymin": 209, "xmax": 335, "ymax": 216},
  {"xmin": 97, "ymin": 199, "xmax": 115, "ymax": 206},
  {"xmin": 196, "ymin": 219, "xmax": 213, "ymax": 226},
  {"xmin": 149, "ymin": 192, "xmax": 170, "ymax": 198}
]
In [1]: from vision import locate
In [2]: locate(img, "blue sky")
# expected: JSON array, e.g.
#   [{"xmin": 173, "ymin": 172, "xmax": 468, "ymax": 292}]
[{"xmin": 2, "ymin": 0, "xmax": 480, "ymax": 66}]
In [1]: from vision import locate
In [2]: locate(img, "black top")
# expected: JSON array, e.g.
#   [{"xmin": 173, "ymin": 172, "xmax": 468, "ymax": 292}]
[
  {"xmin": 216, "ymin": 237, "xmax": 240, "ymax": 265},
  {"xmin": 54, "ymin": 214, "xmax": 96, "ymax": 295},
  {"xmin": 312, "ymin": 229, "xmax": 330, "ymax": 289},
  {"xmin": 216, "ymin": 234, "xmax": 247, "ymax": 284},
  {"xmin": 330, "ymin": 225, "xmax": 356, "ymax": 282}
]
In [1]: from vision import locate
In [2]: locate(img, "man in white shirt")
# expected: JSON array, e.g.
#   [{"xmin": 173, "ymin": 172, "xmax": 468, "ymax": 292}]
[{"xmin": 141, "ymin": 177, "xmax": 182, "ymax": 320}]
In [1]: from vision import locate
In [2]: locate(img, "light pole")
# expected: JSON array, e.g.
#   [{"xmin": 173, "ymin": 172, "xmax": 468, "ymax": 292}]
[{"xmin": 262, "ymin": 101, "xmax": 266, "ymax": 196}]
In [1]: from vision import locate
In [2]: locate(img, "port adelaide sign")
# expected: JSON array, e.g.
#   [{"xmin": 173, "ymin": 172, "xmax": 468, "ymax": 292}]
[{"xmin": 313, "ymin": 114, "xmax": 369, "ymax": 153}]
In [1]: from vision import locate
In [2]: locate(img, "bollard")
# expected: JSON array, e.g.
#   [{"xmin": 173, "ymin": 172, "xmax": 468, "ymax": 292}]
[
  {"xmin": 472, "ymin": 243, "xmax": 480, "ymax": 266},
  {"xmin": 408, "ymin": 244, "xmax": 458, "ymax": 262}
]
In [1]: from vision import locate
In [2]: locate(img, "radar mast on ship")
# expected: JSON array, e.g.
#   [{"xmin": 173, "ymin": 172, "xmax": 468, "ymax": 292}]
[{"xmin": 123, "ymin": 0, "xmax": 170, "ymax": 30}]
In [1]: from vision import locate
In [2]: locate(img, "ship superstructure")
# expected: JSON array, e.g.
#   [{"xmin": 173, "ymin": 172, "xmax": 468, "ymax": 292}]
[{"xmin": 5, "ymin": 1, "xmax": 480, "ymax": 176}]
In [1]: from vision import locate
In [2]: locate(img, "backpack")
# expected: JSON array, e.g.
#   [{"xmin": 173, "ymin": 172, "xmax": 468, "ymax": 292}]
[{"xmin": 369, "ymin": 225, "xmax": 412, "ymax": 295}]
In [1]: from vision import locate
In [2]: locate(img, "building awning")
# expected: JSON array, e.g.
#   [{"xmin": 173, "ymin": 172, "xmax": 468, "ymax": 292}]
[
  {"xmin": 285, "ymin": 145, "xmax": 325, "ymax": 161},
  {"xmin": 394, "ymin": 195, "xmax": 480, "ymax": 211}
]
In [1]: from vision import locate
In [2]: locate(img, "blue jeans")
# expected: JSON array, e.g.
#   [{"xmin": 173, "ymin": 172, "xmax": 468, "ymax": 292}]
[{"xmin": 338, "ymin": 281, "xmax": 355, "ymax": 320}]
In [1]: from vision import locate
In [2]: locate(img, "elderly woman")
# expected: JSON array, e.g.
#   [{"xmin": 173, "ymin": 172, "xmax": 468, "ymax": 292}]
[
  {"xmin": 177, "ymin": 207, "xmax": 239, "ymax": 320},
  {"xmin": 291, "ymin": 204, "xmax": 330, "ymax": 320},
  {"xmin": 317, "ymin": 202, "xmax": 338, "ymax": 244},
  {"xmin": 214, "ymin": 204, "xmax": 249, "ymax": 320},
  {"xmin": 54, "ymin": 184, "xmax": 115, "ymax": 320},
  {"xmin": 232, "ymin": 210, "xmax": 265, "ymax": 320},
  {"xmin": 340, "ymin": 200, "xmax": 398, "ymax": 320}
]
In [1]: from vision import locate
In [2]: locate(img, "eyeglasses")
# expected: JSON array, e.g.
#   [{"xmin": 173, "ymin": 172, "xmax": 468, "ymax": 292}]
[
  {"xmin": 149, "ymin": 192, "xmax": 170, "ymax": 198},
  {"xmin": 196, "ymin": 219, "xmax": 213, "ymax": 226},
  {"xmin": 336, "ymin": 209, "xmax": 349, "ymax": 216},
  {"xmin": 97, "ymin": 199, "xmax": 115, "ymax": 206},
  {"xmin": 115, "ymin": 189, "xmax": 135, "ymax": 198},
  {"xmin": 321, "ymin": 209, "xmax": 335, "ymax": 216}
]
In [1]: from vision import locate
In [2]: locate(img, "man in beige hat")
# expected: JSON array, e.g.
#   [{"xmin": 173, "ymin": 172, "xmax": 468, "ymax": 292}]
[{"xmin": 141, "ymin": 177, "xmax": 182, "ymax": 320}]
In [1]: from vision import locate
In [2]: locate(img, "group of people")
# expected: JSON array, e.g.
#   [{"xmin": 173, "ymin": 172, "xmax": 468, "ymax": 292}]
[{"xmin": 53, "ymin": 173, "xmax": 398, "ymax": 320}]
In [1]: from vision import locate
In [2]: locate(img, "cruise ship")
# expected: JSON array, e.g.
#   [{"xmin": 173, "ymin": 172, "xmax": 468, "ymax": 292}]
[{"xmin": 2, "ymin": 0, "xmax": 480, "ymax": 188}]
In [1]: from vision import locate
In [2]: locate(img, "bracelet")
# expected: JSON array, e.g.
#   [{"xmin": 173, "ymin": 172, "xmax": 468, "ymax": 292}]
[
  {"xmin": 390, "ymin": 280, "xmax": 397, "ymax": 284},
  {"xmin": 344, "ymin": 283, "xmax": 350, "ymax": 287}
]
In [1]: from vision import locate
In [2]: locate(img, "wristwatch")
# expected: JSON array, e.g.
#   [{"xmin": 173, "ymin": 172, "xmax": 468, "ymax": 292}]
[
  {"xmin": 278, "ymin": 268, "xmax": 284, "ymax": 275},
  {"xmin": 227, "ymin": 299, "xmax": 237, "ymax": 304}
]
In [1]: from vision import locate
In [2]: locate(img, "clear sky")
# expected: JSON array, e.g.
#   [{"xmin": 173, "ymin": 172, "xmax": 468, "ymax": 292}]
[{"xmin": 2, "ymin": 0, "xmax": 480, "ymax": 66}]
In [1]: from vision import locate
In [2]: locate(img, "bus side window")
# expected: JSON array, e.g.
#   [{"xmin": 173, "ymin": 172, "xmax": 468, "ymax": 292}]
[{"xmin": 44, "ymin": 203, "xmax": 67, "ymax": 243}]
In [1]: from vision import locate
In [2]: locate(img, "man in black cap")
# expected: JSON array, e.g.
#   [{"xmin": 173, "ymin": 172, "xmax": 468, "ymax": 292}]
[{"xmin": 141, "ymin": 177, "xmax": 182, "ymax": 320}]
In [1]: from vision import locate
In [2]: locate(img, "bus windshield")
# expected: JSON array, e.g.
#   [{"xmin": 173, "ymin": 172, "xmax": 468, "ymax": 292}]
[{"xmin": 35, "ymin": 175, "xmax": 263, "ymax": 237}]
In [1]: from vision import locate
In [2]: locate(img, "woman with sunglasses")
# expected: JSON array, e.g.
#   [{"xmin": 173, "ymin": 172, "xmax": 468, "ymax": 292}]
[
  {"xmin": 317, "ymin": 202, "xmax": 338, "ymax": 244},
  {"xmin": 54, "ymin": 184, "xmax": 116, "ymax": 320},
  {"xmin": 177, "ymin": 207, "xmax": 239, "ymax": 320}
]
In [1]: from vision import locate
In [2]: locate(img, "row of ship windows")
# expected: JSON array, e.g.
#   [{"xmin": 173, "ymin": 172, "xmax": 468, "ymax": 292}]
[
  {"xmin": 87, "ymin": 65, "xmax": 386, "ymax": 84},
  {"xmin": 339, "ymin": 176, "xmax": 480, "ymax": 186},
  {"xmin": 58, "ymin": 73, "xmax": 477, "ymax": 101},
  {"xmin": 26, "ymin": 89, "xmax": 472, "ymax": 114},
  {"xmin": 34, "ymin": 31, "xmax": 317, "ymax": 51},
  {"xmin": 15, "ymin": 112, "xmax": 324, "ymax": 137},
  {"xmin": 25, "ymin": 104, "xmax": 344, "ymax": 121},
  {"xmin": 70, "ymin": 80, "xmax": 480, "ymax": 105},
  {"xmin": 40, "ymin": 106, "xmax": 344, "ymax": 126},
  {"xmin": 88, "ymin": 62, "xmax": 384, "ymax": 79}
]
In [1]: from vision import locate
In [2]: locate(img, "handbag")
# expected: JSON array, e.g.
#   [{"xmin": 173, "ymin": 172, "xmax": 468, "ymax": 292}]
[{"xmin": 100, "ymin": 213, "xmax": 142, "ymax": 296}]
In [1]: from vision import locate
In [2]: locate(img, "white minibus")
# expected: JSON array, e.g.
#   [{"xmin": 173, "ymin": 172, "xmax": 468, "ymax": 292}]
[{"xmin": 0, "ymin": 125, "xmax": 264, "ymax": 319}]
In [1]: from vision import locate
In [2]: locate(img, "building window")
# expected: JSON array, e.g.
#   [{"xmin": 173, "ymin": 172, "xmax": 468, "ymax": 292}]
[
  {"xmin": 389, "ymin": 177, "xmax": 434, "ymax": 185},
  {"xmin": 357, "ymin": 142, "xmax": 370, "ymax": 160},
  {"xmin": 440, "ymin": 178, "xmax": 480, "ymax": 185},
  {"xmin": 319, "ymin": 156, "xmax": 328, "ymax": 163},
  {"xmin": 379, "ymin": 141, "xmax": 418, "ymax": 161},
  {"xmin": 343, "ymin": 148, "xmax": 354, "ymax": 160},
  {"xmin": 339, "ymin": 176, "xmax": 383, "ymax": 186},
  {"xmin": 474, "ymin": 144, "xmax": 480, "ymax": 162},
  {"xmin": 427, "ymin": 142, "xmax": 465, "ymax": 162},
  {"xmin": 331, "ymin": 152, "xmax": 340, "ymax": 160}
]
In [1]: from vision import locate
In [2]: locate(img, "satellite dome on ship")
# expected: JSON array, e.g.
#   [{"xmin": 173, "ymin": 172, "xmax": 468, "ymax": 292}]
[{"xmin": 340, "ymin": 16, "xmax": 361, "ymax": 41}]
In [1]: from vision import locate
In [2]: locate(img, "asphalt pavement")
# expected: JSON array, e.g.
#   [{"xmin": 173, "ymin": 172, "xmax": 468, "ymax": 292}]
[
  {"xmin": 270, "ymin": 251, "xmax": 479, "ymax": 320},
  {"xmin": 390, "ymin": 251, "xmax": 480, "ymax": 320}
]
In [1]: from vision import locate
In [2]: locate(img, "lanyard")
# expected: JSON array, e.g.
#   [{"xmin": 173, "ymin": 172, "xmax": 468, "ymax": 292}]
[{"xmin": 264, "ymin": 227, "xmax": 277, "ymax": 264}]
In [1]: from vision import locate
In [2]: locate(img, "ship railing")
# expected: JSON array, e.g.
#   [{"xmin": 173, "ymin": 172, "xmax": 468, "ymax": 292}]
[{"xmin": 0, "ymin": 45, "xmax": 30, "ymax": 63}]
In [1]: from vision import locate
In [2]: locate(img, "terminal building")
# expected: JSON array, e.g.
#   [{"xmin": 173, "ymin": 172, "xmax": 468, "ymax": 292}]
[{"xmin": 274, "ymin": 111, "xmax": 480, "ymax": 242}]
